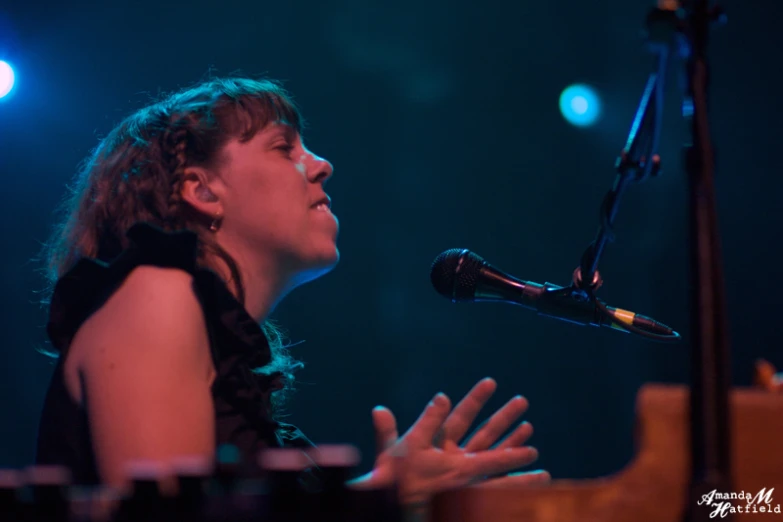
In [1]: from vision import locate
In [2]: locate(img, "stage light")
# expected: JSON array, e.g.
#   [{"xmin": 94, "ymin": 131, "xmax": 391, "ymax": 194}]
[
  {"xmin": 0, "ymin": 60, "xmax": 15, "ymax": 99},
  {"xmin": 559, "ymin": 84, "xmax": 601, "ymax": 127}
]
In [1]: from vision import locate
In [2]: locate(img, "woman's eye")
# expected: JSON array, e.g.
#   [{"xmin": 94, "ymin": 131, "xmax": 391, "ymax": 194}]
[{"xmin": 275, "ymin": 144, "xmax": 294, "ymax": 154}]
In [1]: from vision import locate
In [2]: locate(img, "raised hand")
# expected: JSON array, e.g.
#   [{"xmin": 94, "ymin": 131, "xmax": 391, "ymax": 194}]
[
  {"xmin": 437, "ymin": 377, "xmax": 533, "ymax": 453},
  {"xmin": 364, "ymin": 378, "xmax": 548, "ymax": 505}
]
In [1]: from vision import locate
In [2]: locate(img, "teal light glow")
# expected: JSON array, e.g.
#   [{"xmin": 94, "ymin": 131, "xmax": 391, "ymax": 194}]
[{"xmin": 559, "ymin": 84, "xmax": 601, "ymax": 127}]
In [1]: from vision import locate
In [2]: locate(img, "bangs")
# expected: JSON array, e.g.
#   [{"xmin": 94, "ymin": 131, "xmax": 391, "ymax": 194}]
[
  {"xmin": 210, "ymin": 78, "xmax": 305, "ymax": 142},
  {"xmin": 82, "ymin": 77, "xmax": 305, "ymax": 174}
]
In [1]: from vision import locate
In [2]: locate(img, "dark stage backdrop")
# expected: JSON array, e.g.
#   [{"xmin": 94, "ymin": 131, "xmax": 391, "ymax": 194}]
[{"xmin": 1, "ymin": 0, "xmax": 780, "ymax": 480}]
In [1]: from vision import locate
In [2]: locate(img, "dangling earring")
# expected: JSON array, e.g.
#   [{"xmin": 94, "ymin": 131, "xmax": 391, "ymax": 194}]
[{"xmin": 209, "ymin": 211, "xmax": 221, "ymax": 232}]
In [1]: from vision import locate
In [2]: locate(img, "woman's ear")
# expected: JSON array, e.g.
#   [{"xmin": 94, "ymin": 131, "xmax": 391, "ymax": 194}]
[{"xmin": 180, "ymin": 166, "xmax": 223, "ymax": 218}]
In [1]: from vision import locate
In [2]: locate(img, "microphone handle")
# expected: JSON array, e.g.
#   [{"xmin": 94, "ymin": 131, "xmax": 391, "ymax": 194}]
[
  {"xmin": 475, "ymin": 265, "xmax": 602, "ymax": 326},
  {"xmin": 473, "ymin": 265, "xmax": 545, "ymax": 309},
  {"xmin": 475, "ymin": 265, "xmax": 674, "ymax": 336}
]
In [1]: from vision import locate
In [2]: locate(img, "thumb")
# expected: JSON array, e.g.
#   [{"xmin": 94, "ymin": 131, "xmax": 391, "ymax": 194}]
[{"xmin": 372, "ymin": 406, "xmax": 398, "ymax": 457}]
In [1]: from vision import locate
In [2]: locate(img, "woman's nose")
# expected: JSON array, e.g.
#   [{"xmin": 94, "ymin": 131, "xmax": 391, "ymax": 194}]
[{"xmin": 309, "ymin": 153, "xmax": 334, "ymax": 184}]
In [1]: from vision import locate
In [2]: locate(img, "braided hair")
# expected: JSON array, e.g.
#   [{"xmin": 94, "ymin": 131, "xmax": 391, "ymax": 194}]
[{"xmin": 40, "ymin": 77, "xmax": 306, "ymax": 414}]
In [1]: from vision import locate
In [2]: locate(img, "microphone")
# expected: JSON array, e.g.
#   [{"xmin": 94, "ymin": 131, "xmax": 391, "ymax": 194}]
[{"xmin": 430, "ymin": 248, "xmax": 675, "ymax": 337}]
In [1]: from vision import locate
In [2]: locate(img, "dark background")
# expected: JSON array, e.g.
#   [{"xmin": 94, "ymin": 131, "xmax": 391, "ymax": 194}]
[{"xmin": 1, "ymin": 0, "xmax": 780, "ymax": 480}]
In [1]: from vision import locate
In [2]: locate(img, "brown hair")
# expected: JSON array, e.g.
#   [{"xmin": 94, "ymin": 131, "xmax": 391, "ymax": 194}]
[{"xmin": 41, "ymin": 77, "xmax": 306, "ymax": 414}]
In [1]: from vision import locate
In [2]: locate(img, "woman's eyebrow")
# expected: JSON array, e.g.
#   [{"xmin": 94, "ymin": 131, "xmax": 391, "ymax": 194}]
[{"xmin": 264, "ymin": 122, "xmax": 297, "ymax": 143}]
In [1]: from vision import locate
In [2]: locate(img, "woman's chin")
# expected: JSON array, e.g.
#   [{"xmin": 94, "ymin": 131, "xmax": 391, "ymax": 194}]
[
  {"xmin": 295, "ymin": 248, "xmax": 340, "ymax": 283},
  {"xmin": 318, "ymin": 246, "xmax": 340, "ymax": 273}
]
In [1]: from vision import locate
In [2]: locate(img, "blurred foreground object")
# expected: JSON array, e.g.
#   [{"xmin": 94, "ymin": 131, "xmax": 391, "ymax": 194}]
[
  {"xmin": 0, "ymin": 445, "xmax": 403, "ymax": 521},
  {"xmin": 754, "ymin": 359, "xmax": 783, "ymax": 393}
]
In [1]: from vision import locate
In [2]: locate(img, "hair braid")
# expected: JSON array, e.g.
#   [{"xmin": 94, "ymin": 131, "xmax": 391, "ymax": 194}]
[{"xmin": 162, "ymin": 123, "xmax": 190, "ymax": 230}]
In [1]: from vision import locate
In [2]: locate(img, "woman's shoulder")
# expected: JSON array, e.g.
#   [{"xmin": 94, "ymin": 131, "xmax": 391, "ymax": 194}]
[
  {"xmin": 66, "ymin": 264, "xmax": 214, "ymax": 404},
  {"xmin": 83, "ymin": 264, "xmax": 201, "ymax": 335},
  {"xmin": 47, "ymin": 223, "xmax": 202, "ymax": 354},
  {"xmin": 101, "ymin": 264, "xmax": 197, "ymax": 309},
  {"xmin": 69, "ymin": 260, "xmax": 209, "ymax": 366}
]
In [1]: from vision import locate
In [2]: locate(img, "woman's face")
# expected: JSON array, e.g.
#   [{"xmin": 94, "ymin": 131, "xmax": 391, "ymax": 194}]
[{"xmin": 214, "ymin": 121, "xmax": 339, "ymax": 284}]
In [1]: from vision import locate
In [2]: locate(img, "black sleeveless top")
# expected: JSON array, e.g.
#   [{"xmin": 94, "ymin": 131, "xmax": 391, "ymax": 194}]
[{"xmin": 35, "ymin": 222, "xmax": 316, "ymax": 486}]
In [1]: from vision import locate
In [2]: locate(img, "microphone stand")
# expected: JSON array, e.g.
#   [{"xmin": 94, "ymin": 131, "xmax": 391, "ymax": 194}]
[
  {"xmin": 568, "ymin": 7, "xmax": 678, "ymax": 343},
  {"xmin": 573, "ymin": 2, "xmax": 732, "ymax": 520},
  {"xmin": 679, "ymin": 2, "xmax": 733, "ymax": 521}
]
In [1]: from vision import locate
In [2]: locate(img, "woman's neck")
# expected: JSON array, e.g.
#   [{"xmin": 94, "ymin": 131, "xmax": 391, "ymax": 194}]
[{"xmin": 209, "ymin": 243, "xmax": 295, "ymax": 322}]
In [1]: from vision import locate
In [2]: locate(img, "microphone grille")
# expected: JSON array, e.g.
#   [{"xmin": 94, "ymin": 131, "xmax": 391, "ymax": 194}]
[{"xmin": 430, "ymin": 248, "xmax": 486, "ymax": 301}]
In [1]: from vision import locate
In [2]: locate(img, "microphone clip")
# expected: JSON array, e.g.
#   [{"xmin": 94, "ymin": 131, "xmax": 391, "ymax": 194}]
[
  {"xmin": 536, "ymin": 282, "xmax": 602, "ymax": 328},
  {"xmin": 572, "ymin": 267, "xmax": 604, "ymax": 292}
]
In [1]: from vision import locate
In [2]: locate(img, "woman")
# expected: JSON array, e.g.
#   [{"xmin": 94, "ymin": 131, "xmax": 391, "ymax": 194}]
[{"xmin": 35, "ymin": 77, "xmax": 549, "ymax": 505}]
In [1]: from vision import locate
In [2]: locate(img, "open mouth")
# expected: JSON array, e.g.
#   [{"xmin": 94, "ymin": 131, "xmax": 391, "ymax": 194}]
[{"xmin": 311, "ymin": 196, "xmax": 332, "ymax": 211}]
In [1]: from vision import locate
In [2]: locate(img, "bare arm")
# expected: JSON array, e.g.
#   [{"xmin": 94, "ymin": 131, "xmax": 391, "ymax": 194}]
[{"xmin": 72, "ymin": 266, "xmax": 216, "ymax": 492}]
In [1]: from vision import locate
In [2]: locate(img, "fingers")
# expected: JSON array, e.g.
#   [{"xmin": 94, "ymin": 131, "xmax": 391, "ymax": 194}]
[
  {"xmin": 372, "ymin": 406, "xmax": 399, "ymax": 457},
  {"xmin": 493, "ymin": 421, "xmax": 534, "ymax": 451},
  {"xmin": 462, "ymin": 446, "xmax": 539, "ymax": 479},
  {"xmin": 438, "ymin": 378, "xmax": 497, "ymax": 445},
  {"xmin": 462, "ymin": 395, "xmax": 529, "ymax": 452},
  {"xmin": 404, "ymin": 393, "xmax": 452, "ymax": 449},
  {"xmin": 475, "ymin": 470, "xmax": 551, "ymax": 489}
]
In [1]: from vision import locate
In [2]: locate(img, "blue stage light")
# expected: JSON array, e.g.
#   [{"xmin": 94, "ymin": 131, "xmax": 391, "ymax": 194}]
[
  {"xmin": 559, "ymin": 84, "xmax": 601, "ymax": 127},
  {"xmin": 0, "ymin": 60, "xmax": 15, "ymax": 99}
]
